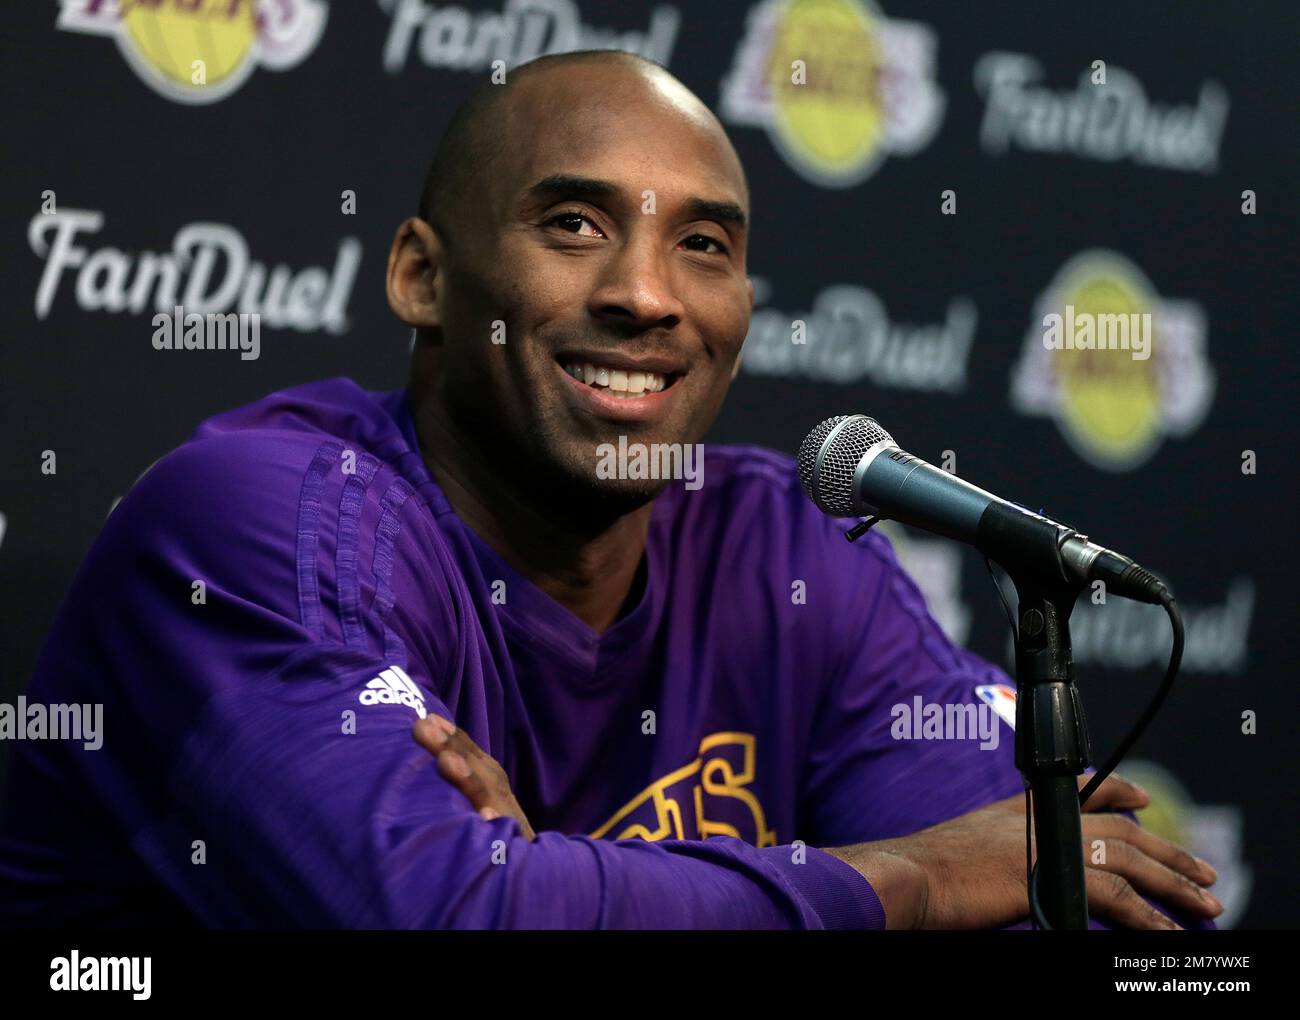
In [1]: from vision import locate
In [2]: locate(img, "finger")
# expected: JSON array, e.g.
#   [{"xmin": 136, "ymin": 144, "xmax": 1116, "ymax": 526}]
[
  {"xmin": 413, "ymin": 718, "xmax": 534, "ymax": 837},
  {"xmin": 412, "ymin": 714, "xmax": 457, "ymax": 755},
  {"xmin": 510, "ymin": 801, "xmax": 537, "ymax": 842},
  {"xmin": 1085, "ymin": 869, "xmax": 1183, "ymax": 930},
  {"xmin": 422, "ymin": 717, "xmax": 499, "ymax": 772},
  {"xmin": 436, "ymin": 750, "xmax": 493, "ymax": 809},
  {"xmin": 414, "ymin": 718, "xmax": 490, "ymax": 807},
  {"xmin": 456, "ymin": 760, "xmax": 535, "ymax": 840},
  {"xmin": 1086, "ymin": 837, "xmax": 1223, "ymax": 920},
  {"xmin": 1078, "ymin": 773, "xmax": 1150, "ymax": 812},
  {"xmin": 1085, "ymin": 814, "xmax": 1219, "ymax": 888},
  {"xmin": 415, "ymin": 718, "xmax": 501, "ymax": 780},
  {"xmin": 500, "ymin": 789, "xmax": 537, "ymax": 841}
]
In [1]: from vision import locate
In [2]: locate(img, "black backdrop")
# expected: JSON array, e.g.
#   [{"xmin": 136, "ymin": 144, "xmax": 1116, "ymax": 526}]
[{"xmin": 2, "ymin": 1, "xmax": 1295, "ymax": 927}]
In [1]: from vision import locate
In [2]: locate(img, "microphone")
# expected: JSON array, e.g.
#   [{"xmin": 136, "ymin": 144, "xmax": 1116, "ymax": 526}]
[{"xmin": 797, "ymin": 414, "xmax": 1170, "ymax": 605}]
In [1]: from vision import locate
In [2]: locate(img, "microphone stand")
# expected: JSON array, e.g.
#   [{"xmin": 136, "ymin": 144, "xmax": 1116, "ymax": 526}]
[
  {"xmin": 849, "ymin": 508, "xmax": 1094, "ymax": 928},
  {"xmin": 1006, "ymin": 571, "xmax": 1092, "ymax": 929}
]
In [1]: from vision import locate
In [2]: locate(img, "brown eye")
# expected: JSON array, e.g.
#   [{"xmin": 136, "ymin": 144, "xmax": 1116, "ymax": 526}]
[
  {"xmin": 681, "ymin": 234, "xmax": 729, "ymax": 255},
  {"xmin": 545, "ymin": 211, "xmax": 603, "ymax": 237}
]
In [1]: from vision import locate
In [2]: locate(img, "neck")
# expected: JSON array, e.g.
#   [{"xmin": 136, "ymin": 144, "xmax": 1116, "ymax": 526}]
[{"xmin": 409, "ymin": 392, "xmax": 654, "ymax": 635}]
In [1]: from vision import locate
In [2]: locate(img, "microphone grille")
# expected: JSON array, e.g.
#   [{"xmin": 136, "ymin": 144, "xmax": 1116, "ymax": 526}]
[{"xmin": 797, "ymin": 414, "xmax": 895, "ymax": 517}]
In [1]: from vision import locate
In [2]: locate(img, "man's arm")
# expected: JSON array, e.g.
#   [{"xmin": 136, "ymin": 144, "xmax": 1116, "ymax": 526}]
[
  {"xmin": 31, "ymin": 434, "xmax": 885, "ymax": 929},
  {"xmin": 794, "ymin": 531, "xmax": 1221, "ymax": 929},
  {"xmin": 147, "ymin": 641, "xmax": 888, "ymax": 929}
]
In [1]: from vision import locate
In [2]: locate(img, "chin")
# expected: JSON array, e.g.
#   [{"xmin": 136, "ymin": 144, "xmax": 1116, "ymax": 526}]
[
  {"xmin": 591, "ymin": 475, "xmax": 674, "ymax": 509},
  {"xmin": 540, "ymin": 450, "xmax": 672, "ymax": 517}
]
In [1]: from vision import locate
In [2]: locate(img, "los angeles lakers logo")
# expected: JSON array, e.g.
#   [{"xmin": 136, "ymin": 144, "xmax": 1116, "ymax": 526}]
[
  {"xmin": 57, "ymin": 0, "xmax": 328, "ymax": 105},
  {"xmin": 1011, "ymin": 250, "xmax": 1215, "ymax": 471},
  {"xmin": 719, "ymin": 0, "xmax": 943, "ymax": 187},
  {"xmin": 590, "ymin": 733, "xmax": 778, "ymax": 847}
]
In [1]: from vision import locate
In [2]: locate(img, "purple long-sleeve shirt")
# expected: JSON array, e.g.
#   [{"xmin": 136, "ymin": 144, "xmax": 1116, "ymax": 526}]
[{"xmin": 0, "ymin": 377, "xmax": 1213, "ymax": 929}]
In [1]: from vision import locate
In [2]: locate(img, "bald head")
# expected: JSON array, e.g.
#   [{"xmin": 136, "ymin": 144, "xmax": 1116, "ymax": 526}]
[{"xmin": 417, "ymin": 51, "xmax": 748, "ymax": 251}]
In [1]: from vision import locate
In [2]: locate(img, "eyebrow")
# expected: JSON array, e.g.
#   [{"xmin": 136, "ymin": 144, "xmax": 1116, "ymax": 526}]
[{"xmin": 524, "ymin": 174, "xmax": 748, "ymax": 231}]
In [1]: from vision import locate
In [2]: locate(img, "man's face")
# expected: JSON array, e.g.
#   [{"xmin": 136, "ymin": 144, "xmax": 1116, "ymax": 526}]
[{"xmin": 417, "ymin": 64, "xmax": 753, "ymax": 506}]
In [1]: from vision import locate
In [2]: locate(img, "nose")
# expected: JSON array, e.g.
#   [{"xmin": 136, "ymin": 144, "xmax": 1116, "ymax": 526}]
[{"xmin": 587, "ymin": 231, "xmax": 685, "ymax": 333}]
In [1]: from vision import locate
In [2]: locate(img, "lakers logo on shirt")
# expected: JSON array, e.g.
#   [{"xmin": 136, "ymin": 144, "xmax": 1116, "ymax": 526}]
[{"xmin": 589, "ymin": 732, "xmax": 777, "ymax": 847}]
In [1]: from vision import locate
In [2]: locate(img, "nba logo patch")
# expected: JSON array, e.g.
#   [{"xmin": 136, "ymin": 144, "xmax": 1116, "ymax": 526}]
[{"xmin": 975, "ymin": 683, "xmax": 1017, "ymax": 730}]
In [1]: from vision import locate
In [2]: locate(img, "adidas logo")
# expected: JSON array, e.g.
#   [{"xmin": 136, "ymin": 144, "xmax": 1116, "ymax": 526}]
[{"xmin": 358, "ymin": 665, "xmax": 427, "ymax": 719}]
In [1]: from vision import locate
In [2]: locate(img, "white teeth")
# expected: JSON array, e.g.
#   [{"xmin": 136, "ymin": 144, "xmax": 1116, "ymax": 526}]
[{"xmin": 562, "ymin": 360, "xmax": 669, "ymax": 395}]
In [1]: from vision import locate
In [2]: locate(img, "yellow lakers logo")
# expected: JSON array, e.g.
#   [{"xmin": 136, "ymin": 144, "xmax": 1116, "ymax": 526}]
[
  {"xmin": 122, "ymin": 0, "xmax": 257, "ymax": 96},
  {"xmin": 1011, "ymin": 250, "xmax": 1215, "ymax": 472},
  {"xmin": 57, "ymin": 0, "xmax": 328, "ymax": 106},
  {"xmin": 590, "ymin": 733, "xmax": 777, "ymax": 847},
  {"xmin": 719, "ymin": 0, "xmax": 943, "ymax": 187},
  {"xmin": 1055, "ymin": 260, "xmax": 1162, "ymax": 467},
  {"xmin": 769, "ymin": 0, "xmax": 883, "ymax": 183}
]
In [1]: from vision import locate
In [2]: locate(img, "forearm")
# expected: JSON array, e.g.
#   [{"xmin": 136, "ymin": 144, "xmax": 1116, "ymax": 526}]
[
  {"xmin": 403, "ymin": 827, "xmax": 888, "ymax": 929},
  {"xmin": 166, "ymin": 705, "xmax": 886, "ymax": 928},
  {"xmin": 822, "ymin": 841, "xmax": 928, "ymax": 930},
  {"xmin": 408, "ymin": 716, "xmax": 888, "ymax": 929}
]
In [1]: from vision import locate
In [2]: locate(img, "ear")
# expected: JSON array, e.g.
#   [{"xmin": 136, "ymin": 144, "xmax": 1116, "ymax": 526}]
[{"xmin": 386, "ymin": 217, "xmax": 443, "ymax": 329}]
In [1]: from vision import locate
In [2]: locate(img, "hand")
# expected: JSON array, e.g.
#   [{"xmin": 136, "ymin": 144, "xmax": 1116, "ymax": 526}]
[
  {"xmin": 824, "ymin": 773, "xmax": 1222, "ymax": 930},
  {"xmin": 412, "ymin": 715, "xmax": 537, "ymax": 841}
]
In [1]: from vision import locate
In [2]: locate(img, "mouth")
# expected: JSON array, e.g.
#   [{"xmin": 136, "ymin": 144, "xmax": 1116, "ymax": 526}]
[{"xmin": 554, "ymin": 353, "xmax": 685, "ymax": 422}]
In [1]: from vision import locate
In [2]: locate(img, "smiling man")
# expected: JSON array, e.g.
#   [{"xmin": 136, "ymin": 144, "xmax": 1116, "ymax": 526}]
[{"xmin": 0, "ymin": 51, "xmax": 1220, "ymax": 930}]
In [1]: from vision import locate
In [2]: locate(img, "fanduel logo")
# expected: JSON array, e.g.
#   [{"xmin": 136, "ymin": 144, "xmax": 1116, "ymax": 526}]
[
  {"xmin": 1071, "ymin": 578, "xmax": 1255, "ymax": 675},
  {"xmin": 380, "ymin": 0, "xmax": 680, "ymax": 74},
  {"xmin": 29, "ymin": 209, "xmax": 360, "ymax": 334},
  {"xmin": 975, "ymin": 52, "xmax": 1229, "ymax": 174},
  {"xmin": 740, "ymin": 278, "xmax": 976, "ymax": 392}
]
